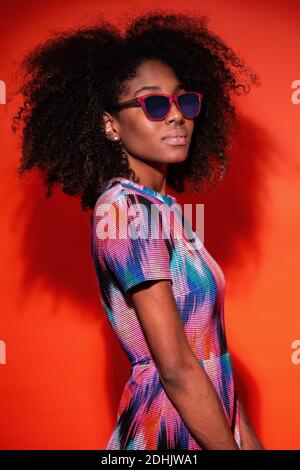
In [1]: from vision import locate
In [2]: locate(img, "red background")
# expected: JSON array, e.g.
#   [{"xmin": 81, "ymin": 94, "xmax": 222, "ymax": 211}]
[{"xmin": 0, "ymin": 0, "xmax": 299, "ymax": 449}]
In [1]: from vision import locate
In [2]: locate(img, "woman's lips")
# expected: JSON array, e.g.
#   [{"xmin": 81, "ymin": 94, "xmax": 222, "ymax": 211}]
[{"xmin": 162, "ymin": 136, "xmax": 188, "ymax": 146}]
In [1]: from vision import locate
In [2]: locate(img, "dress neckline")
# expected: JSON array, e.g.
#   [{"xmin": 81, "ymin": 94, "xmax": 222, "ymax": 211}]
[{"xmin": 104, "ymin": 177, "xmax": 177, "ymax": 206}]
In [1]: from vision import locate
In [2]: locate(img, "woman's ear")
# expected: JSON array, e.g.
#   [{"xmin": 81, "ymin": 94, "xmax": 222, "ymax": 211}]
[
  {"xmin": 101, "ymin": 112, "xmax": 112, "ymax": 140},
  {"xmin": 101, "ymin": 112, "xmax": 119, "ymax": 141}
]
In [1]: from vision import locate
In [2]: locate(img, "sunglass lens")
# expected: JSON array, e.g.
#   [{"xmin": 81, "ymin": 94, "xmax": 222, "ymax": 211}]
[
  {"xmin": 144, "ymin": 95, "xmax": 170, "ymax": 119},
  {"xmin": 178, "ymin": 93, "xmax": 201, "ymax": 118}
]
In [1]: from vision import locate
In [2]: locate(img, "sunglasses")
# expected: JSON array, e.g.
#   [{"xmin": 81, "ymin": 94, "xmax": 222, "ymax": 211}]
[{"xmin": 108, "ymin": 91, "xmax": 203, "ymax": 121}]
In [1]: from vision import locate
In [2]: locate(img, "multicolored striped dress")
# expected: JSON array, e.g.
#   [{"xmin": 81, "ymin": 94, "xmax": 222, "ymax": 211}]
[{"xmin": 91, "ymin": 176, "xmax": 241, "ymax": 450}]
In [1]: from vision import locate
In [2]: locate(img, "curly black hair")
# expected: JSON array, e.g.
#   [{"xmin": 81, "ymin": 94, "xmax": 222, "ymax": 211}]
[{"xmin": 11, "ymin": 9, "xmax": 260, "ymax": 211}]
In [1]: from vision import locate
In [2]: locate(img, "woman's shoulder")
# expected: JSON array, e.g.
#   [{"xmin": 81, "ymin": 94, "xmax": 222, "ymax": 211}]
[
  {"xmin": 95, "ymin": 179, "xmax": 166, "ymax": 211},
  {"xmin": 93, "ymin": 180, "xmax": 168, "ymax": 239},
  {"xmin": 95, "ymin": 180, "xmax": 126, "ymax": 209}
]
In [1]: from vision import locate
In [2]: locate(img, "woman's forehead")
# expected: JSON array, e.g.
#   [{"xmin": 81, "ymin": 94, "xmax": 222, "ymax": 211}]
[{"xmin": 120, "ymin": 60, "xmax": 181, "ymax": 98}]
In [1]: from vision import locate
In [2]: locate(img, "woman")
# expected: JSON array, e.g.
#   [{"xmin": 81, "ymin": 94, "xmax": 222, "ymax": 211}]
[{"xmin": 12, "ymin": 10, "xmax": 264, "ymax": 450}]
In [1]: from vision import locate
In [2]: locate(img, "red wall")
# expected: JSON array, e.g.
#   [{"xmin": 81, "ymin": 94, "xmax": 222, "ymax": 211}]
[{"xmin": 0, "ymin": 0, "xmax": 299, "ymax": 449}]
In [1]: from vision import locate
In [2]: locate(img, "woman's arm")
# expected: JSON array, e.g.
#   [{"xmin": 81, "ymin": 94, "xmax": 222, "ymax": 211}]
[
  {"xmin": 160, "ymin": 360, "xmax": 240, "ymax": 449},
  {"xmin": 238, "ymin": 398, "xmax": 265, "ymax": 450},
  {"xmin": 130, "ymin": 279, "xmax": 239, "ymax": 450}
]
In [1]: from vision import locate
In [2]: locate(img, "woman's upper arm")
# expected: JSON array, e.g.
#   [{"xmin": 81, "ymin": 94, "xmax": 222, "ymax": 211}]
[
  {"xmin": 129, "ymin": 279, "xmax": 196, "ymax": 382},
  {"xmin": 95, "ymin": 192, "xmax": 195, "ymax": 379}
]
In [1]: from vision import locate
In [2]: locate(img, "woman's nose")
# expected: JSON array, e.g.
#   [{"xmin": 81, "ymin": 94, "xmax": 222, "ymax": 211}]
[{"xmin": 166, "ymin": 97, "xmax": 185, "ymax": 122}]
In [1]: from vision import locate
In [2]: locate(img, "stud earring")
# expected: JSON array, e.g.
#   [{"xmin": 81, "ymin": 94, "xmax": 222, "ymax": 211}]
[{"xmin": 113, "ymin": 136, "xmax": 120, "ymax": 141}]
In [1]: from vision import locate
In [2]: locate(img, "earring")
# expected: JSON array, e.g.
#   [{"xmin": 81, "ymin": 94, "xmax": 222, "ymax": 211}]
[{"xmin": 113, "ymin": 136, "xmax": 120, "ymax": 141}]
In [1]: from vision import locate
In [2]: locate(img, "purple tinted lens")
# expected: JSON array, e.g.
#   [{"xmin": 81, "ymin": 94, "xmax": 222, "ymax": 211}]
[
  {"xmin": 178, "ymin": 93, "xmax": 201, "ymax": 117},
  {"xmin": 144, "ymin": 95, "xmax": 170, "ymax": 119}
]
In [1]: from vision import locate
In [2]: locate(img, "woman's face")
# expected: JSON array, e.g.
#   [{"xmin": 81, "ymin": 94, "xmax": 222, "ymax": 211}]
[{"xmin": 103, "ymin": 59, "xmax": 194, "ymax": 173}]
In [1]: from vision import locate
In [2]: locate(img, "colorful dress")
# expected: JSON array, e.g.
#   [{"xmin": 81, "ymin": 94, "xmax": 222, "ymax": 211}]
[{"xmin": 91, "ymin": 176, "xmax": 241, "ymax": 450}]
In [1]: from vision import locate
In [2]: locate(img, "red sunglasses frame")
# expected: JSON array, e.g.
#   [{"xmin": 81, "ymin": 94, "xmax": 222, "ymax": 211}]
[{"xmin": 109, "ymin": 91, "xmax": 203, "ymax": 121}]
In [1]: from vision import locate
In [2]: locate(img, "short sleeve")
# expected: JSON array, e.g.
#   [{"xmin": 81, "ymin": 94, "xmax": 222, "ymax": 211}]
[{"xmin": 94, "ymin": 192, "xmax": 173, "ymax": 293}]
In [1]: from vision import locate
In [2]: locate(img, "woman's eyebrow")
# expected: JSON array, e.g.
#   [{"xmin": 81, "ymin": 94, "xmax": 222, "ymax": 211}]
[{"xmin": 133, "ymin": 83, "xmax": 184, "ymax": 97}]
